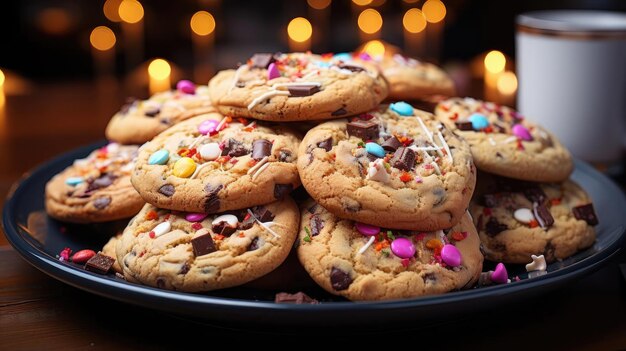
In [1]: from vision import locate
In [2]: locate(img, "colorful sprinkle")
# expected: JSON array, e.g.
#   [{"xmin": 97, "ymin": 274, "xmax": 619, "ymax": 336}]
[
  {"xmin": 176, "ymin": 80, "xmax": 196, "ymax": 94},
  {"xmin": 513, "ymin": 208, "xmax": 535, "ymax": 224},
  {"xmin": 71, "ymin": 249, "xmax": 96, "ymax": 264},
  {"xmin": 145, "ymin": 210, "xmax": 158, "ymax": 220},
  {"xmin": 468, "ymin": 113, "xmax": 489, "ymax": 130},
  {"xmin": 151, "ymin": 221, "xmax": 171, "ymax": 238},
  {"xmin": 355, "ymin": 222, "xmax": 380, "ymax": 236},
  {"xmin": 199, "ymin": 142, "xmax": 221, "ymax": 161},
  {"xmin": 490, "ymin": 262, "xmax": 508, "ymax": 284},
  {"xmin": 172, "ymin": 157, "xmax": 196, "ymax": 178},
  {"xmin": 267, "ymin": 63, "xmax": 280, "ymax": 80},
  {"xmin": 441, "ymin": 244, "xmax": 461, "ymax": 267},
  {"xmin": 451, "ymin": 232, "xmax": 467, "ymax": 241},
  {"xmin": 390, "ymin": 101, "xmax": 414, "ymax": 116},
  {"xmin": 186, "ymin": 212, "xmax": 208, "ymax": 222},
  {"xmin": 390, "ymin": 237, "xmax": 416, "ymax": 259},
  {"xmin": 198, "ymin": 119, "xmax": 219, "ymax": 136},
  {"xmin": 512, "ymin": 124, "xmax": 533, "ymax": 141},
  {"xmin": 65, "ymin": 177, "xmax": 84, "ymax": 186},
  {"xmin": 333, "ymin": 52, "xmax": 353, "ymax": 62},
  {"xmin": 149, "ymin": 149, "xmax": 169, "ymax": 165},
  {"xmin": 58, "ymin": 247, "xmax": 72, "ymax": 261},
  {"xmin": 365, "ymin": 142, "xmax": 385, "ymax": 158}
]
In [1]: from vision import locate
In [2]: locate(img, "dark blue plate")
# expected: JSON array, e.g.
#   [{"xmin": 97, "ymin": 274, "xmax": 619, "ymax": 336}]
[{"xmin": 3, "ymin": 141, "xmax": 625, "ymax": 327}]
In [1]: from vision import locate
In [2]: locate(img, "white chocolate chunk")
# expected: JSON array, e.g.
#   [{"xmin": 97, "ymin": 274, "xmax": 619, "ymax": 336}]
[
  {"xmin": 525, "ymin": 254, "xmax": 547, "ymax": 272},
  {"xmin": 211, "ymin": 214, "xmax": 239, "ymax": 228},
  {"xmin": 514, "ymin": 208, "xmax": 535, "ymax": 224},
  {"xmin": 366, "ymin": 159, "xmax": 389, "ymax": 183}
]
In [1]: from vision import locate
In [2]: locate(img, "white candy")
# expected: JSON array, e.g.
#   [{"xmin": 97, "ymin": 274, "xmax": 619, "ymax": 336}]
[
  {"xmin": 211, "ymin": 214, "xmax": 239, "ymax": 228},
  {"xmin": 200, "ymin": 143, "xmax": 222, "ymax": 161},
  {"xmin": 514, "ymin": 208, "xmax": 535, "ymax": 224},
  {"xmin": 525, "ymin": 254, "xmax": 547, "ymax": 272},
  {"xmin": 107, "ymin": 143, "xmax": 120, "ymax": 153},
  {"xmin": 366, "ymin": 159, "xmax": 389, "ymax": 183},
  {"xmin": 152, "ymin": 221, "xmax": 171, "ymax": 237}
]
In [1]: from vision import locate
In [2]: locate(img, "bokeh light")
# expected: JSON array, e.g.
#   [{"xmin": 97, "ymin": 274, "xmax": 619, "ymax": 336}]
[
  {"xmin": 497, "ymin": 71, "xmax": 518, "ymax": 95},
  {"xmin": 103, "ymin": 0, "xmax": 123, "ymax": 22},
  {"xmin": 119, "ymin": 0, "xmax": 144, "ymax": 24},
  {"xmin": 422, "ymin": 0, "xmax": 446, "ymax": 23},
  {"xmin": 358, "ymin": 9, "xmax": 383, "ymax": 34},
  {"xmin": 307, "ymin": 0, "xmax": 331, "ymax": 10},
  {"xmin": 90, "ymin": 26, "xmax": 116, "ymax": 51},
  {"xmin": 484, "ymin": 50, "xmax": 506, "ymax": 74},
  {"xmin": 148, "ymin": 59, "xmax": 171, "ymax": 80},
  {"xmin": 403, "ymin": 8, "xmax": 427, "ymax": 33},
  {"xmin": 190, "ymin": 11, "xmax": 216, "ymax": 36},
  {"xmin": 287, "ymin": 17, "xmax": 313, "ymax": 43},
  {"xmin": 352, "ymin": 0, "xmax": 373, "ymax": 6},
  {"xmin": 0, "ymin": 69, "xmax": 5, "ymax": 87},
  {"xmin": 37, "ymin": 8, "xmax": 72, "ymax": 35},
  {"xmin": 362, "ymin": 40, "xmax": 385, "ymax": 58}
]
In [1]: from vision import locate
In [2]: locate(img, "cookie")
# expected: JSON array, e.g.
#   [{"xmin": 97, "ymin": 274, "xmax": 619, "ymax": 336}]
[
  {"xmin": 208, "ymin": 52, "xmax": 388, "ymax": 122},
  {"xmin": 116, "ymin": 197, "xmax": 299, "ymax": 291},
  {"xmin": 102, "ymin": 234, "xmax": 122, "ymax": 273},
  {"xmin": 435, "ymin": 97, "xmax": 573, "ymax": 182},
  {"xmin": 469, "ymin": 172, "xmax": 597, "ymax": 263},
  {"xmin": 105, "ymin": 82, "xmax": 215, "ymax": 144},
  {"xmin": 297, "ymin": 199, "xmax": 483, "ymax": 301},
  {"xmin": 131, "ymin": 113, "xmax": 301, "ymax": 213},
  {"xmin": 45, "ymin": 143, "xmax": 144, "ymax": 223},
  {"xmin": 297, "ymin": 102, "xmax": 476, "ymax": 231}
]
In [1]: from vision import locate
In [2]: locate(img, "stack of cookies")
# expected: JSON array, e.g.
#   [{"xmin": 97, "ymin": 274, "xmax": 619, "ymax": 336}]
[{"xmin": 43, "ymin": 51, "xmax": 599, "ymax": 302}]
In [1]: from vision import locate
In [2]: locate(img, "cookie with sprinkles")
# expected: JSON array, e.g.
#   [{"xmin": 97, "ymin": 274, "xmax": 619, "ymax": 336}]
[
  {"xmin": 207, "ymin": 52, "xmax": 388, "ymax": 122},
  {"xmin": 45, "ymin": 143, "xmax": 144, "ymax": 223},
  {"xmin": 297, "ymin": 102, "xmax": 476, "ymax": 231},
  {"xmin": 469, "ymin": 172, "xmax": 597, "ymax": 264},
  {"xmin": 116, "ymin": 198, "xmax": 299, "ymax": 291},
  {"xmin": 131, "ymin": 113, "xmax": 301, "ymax": 213},
  {"xmin": 297, "ymin": 199, "xmax": 482, "ymax": 301},
  {"xmin": 105, "ymin": 81, "xmax": 215, "ymax": 144},
  {"xmin": 434, "ymin": 97, "xmax": 573, "ymax": 182}
]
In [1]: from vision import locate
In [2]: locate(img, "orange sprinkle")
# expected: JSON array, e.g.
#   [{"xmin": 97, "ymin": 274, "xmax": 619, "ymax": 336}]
[
  {"xmin": 529, "ymin": 220, "xmax": 539, "ymax": 228},
  {"xmin": 374, "ymin": 241, "xmax": 390, "ymax": 251},
  {"xmin": 238, "ymin": 118, "xmax": 249, "ymax": 125},
  {"xmin": 449, "ymin": 112, "xmax": 458, "ymax": 120},
  {"xmin": 426, "ymin": 238, "xmax": 443, "ymax": 250},
  {"xmin": 551, "ymin": 198, "xmax": 561, "ymax": 206},
  {"xmin": 451, "ymin": 232, "xmax": 466, "ymax": 241},
  {"xmin": 214, "ymin": 234, "xmax": 225, "ymax": 241},
  {"xmin": 217, "ymin": 156, "xmax": 231, "ymax": 164},
  {"xmin": 238, "ymin": 232, "xmax": 245, "ymax": 238},
  {"xmin": 400, "ymin": 172, "xmax": 412, "ymax": 183},
  {"xmin": 247, "ymin": 159, "xmax": 258, "ymax": 167},
  {"xmin": 145, "ymin": 210, "xmax": 158, "ymax": 221}
]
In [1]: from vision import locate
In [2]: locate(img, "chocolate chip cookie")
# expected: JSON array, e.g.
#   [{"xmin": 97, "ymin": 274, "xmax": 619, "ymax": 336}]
[
  {"xmin": 470, "ymin": 172, "xmax": 597, "ymax": 263},
  {"xmin": 435, "ymin": 97, "xmax": 573, "ymax": 182},
  {"xmin": 208, "ymin": 52, "xmax": 388, "ymax": 122},
  {"xmin": 297, "ymin": 102, "xmax": 476, "ymax": 231},
  {"xmin": 116, "ymin": 197, "xmax": 299, "ymax": 291},
  {"xmin": 297, "ymin": 199, "xmax": 483, "ymax": 301},
  {"xmin": 131, "ymin": 113, "xmax": 301, "ymax": 213},
  {"xmin": 105, "ymin": 82, "xmax": 215, "ymax": 144}
]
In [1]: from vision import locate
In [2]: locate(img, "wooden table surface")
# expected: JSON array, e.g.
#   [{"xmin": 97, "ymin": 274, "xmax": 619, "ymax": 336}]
[{"xmin": 1, "ymin": 82, "xmax": 625, "ymax": 349}]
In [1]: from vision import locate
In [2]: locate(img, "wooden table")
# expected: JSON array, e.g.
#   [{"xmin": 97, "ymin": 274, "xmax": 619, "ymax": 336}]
[{"xmin": 1, "ymin": 82, "xmax": 625, "ymax": 349}]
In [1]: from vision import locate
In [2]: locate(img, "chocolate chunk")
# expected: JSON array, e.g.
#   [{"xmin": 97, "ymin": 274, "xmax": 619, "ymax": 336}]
[
  {"xmin": 544, "ymin": 241, "xmax": 556, "ymax": 262},
  {"xmin": 221, "ymin": 138, "xmax": 248, "ymax": 157},
  {"xmin": 331, "ymin": 107, "xmax": 347, "ymax": 116},
  {"xmin": 455, "ymin": 120, "xmax": 474, "ymax": 131},
  {"xmin": 346, "ymin": 120, "xmax": 379, "ymax": 140},
  {"xmin": 212, "ymin": 221, "xmax": 237, "ymax": 236},
  {"xmin": 330, "ymin": 267, "xmax": 352, "ymax": 291},
  {"xmin": 533, "ymin": 203, "xmax": 554, "ymax": 228},
  {"xmin": 91, "ymin": 174, "xmax": 115, "ymax": 189},
  {"xmin": 482, "ymin": 192, "xmax": 517, "ymax": 211},
  {"xmin": 84, "ymin": 253, "xmax": 115, "ymax": 275},
  {"xmin": 239, "ymin": 216, "xmax": 255, "ymax": 230},
  {"xmin": 158, "ymin": 184, "xmax": 175, "ymax": 197},
  {"xmin": 307, "ymin": 204, "xmax": 318, "ymax": 214},
  {"xmin": 252, "ymin": 206, "xmax": 275, "ymax": 222},
  {"xmin": 144, "ymin": 107, "xmax": 160, "ymax": 117},
  {"xmin": 191, "ymin": 233, "xmax": 216, "ymax": 257},
  {"xmin": 93, "ymin": 196, "xmax": 111, "ymax": 210},
  {"xmin": 179, "ymin": 263, "xmax": 190, "ymax": 275},
  {"xmin": 310, "ymin": 215, "xmax": 324, "ymax": 236},
  {"xmin": 483, "ymin": 194, "xmax": 499, "ymax": 208},
  {"xmin": 160, "ymin": 118, "xmax": 171, "ymax": 125},
  {"xmin": 485, "ymin": 217, "xmax": 508, "ymax": 236},
  {"xmin": 317, "ymin": 137, "xmax": 333, "ymax": 151},
  {"xmin": 287, "ymin": 84, "xmax": 321, "ymax": 97},
  {"xmin": 279, "ymin": 150, "xmax": 292, "ymax": 162},
  {"xmin": 274, "ymin": 183, "xmax": 292, "ymax": 199},
  {"xmin": 204, "ymin": 184, "xmax": 223, "ymax": 213},
  {"xmin": 250, "ymin": 53, "xmax": 275, "ymax": 68},
  {"xmin": 252, "ymin": 139, "xmax": 272, "ymax": 160},
  {"xmin": 337, "ymin": 63, "xmax": 365, "ymax": 72},
  {"xmin": 390, "ymin": 147, "xmax": 416, "ymax": 171},
  {"xmin": 247, "ymin": 237, "xmax": 261, "ymax": 251},
  {"xmin": 495, "ymin": 152, "xmax": 504, "ymax": 159},
  {"xmin": 572, "ymin": 203, "xmax": 599, "ymax": 225},
  {"xmin": 432, "ymin": 188, "xmax": 446, "ymax": 207},
  {"xmin": 156, "ymin": 278, "xmax": 166, "ymax": 289},
  {"xmin": 524, "ymin": 186, "xmax": 547, "ymax": 204},
  {"xmin": 423, "ymin": 273, "xmax": 437, "ymax": 283},
  {"xmin": 275, "ymin": 292, "xmax": 319, "ymax": 304},
  {"xmin": 381, "ymin": 136, "xmax": 402, "ymax": 152}
]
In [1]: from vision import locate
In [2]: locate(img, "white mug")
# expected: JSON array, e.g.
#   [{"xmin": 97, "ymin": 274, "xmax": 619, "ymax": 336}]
[{"xmin": 516, "ymin": 10, "xmax": 626, "ymax": 164}]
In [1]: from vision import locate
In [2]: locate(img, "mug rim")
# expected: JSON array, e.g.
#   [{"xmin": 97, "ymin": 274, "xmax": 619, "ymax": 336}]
[{"xmin": 517, "ymin": 10, "xmax": 626, "ymax": 38}]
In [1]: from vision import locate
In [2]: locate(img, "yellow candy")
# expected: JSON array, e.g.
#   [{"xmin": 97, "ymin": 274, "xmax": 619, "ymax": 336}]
[{"xmin": 172, "ymin": 157, "xmax": 196, "ymax": 178}]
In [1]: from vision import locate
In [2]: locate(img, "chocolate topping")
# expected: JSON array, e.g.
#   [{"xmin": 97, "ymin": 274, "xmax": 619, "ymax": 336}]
[
  {"xmin": 84, "ymin": 253, "xmax": 115, "ymax": 275},
  {"xmin": 485, "ymin": 217, "xmax": 508, "ymax": 236},
  {"xmin": 158, "ymin": 184, "xmax": 175, "ymax": 197},
  {"xmin": 533, "ymin": 203, "xmax": 554, "ymax": 228},
  {"xmin": 317, "ymin": 137, "xmax": 333, "ymax": 151},
  {"xmin": 221, "ymin": 138, "xmax": 249, "ymax": 157},
  {"xmin": 247, "ymin": 237, "xmax": 261, "ymax": 251},
  {"xmin": 330, "ymin": 267, "xmax": 352, "ymax": 291},
  {"xmin": 275, "ymin": 292, "xmax": 319, "ymax": 304},
  {"xmin": 252, "ymin": 139, "xmax": 272, "ymax": 160},
  {"xmin": 191, "ymin": 233, "xmax": 216, "ymax": 257},
  {"xmin": 278, "ymin": 150, "xmax": 292, "ymax": 162},
  {"xmin": 310, "ymin": 215, "xmax": 324, "ymax": 236},
  {"xmin": 331, "ymin": 107, "xmax": 347, "ymax": 116},
  {"xmin": 524, "ymin": 187, "xmax": 547, "ymax": 204},
  {"xmin": 337, "ymin": 63, "xmax": 366, "ymax": 72},
  {"xmin": 572, "ymin": 203, "xmax": 599, "ymax": 225},
  {"xmin": 288, "ymin": 84, "xmax": 321, "ymax": 97},
  {"xmin": 144, "ymin": 107, "xmax": 160, "ymax": 117},
  {"xmin": 381, "ymin": 136, "xmax": 402, "ymax": 152},
  {"xmin": 252, "ymin": 206, "xmax": 275, "ymax": 222},
  {"xmin": 455, "ymin": 121, "xmax": 474, "ymax": 131},
  {"xmin": 212, "ymin": 221, "xmax": 237, "ymax": 236},
  {"xmin": 274, "ymin": 183, "xmax": 292, "ymax": 199},
  {"xmin": 346, "ymin": 120, "xmax": 379, "ymax": 140},
  {"xmin": 93, "ymin": 196, "xmax": 111, "ymax": 210},
  {"xmin": 203, "ymin": 184, "xmax": 223, "ymax": 213},
  {"xmin": 250, "ymin": 53, "xmax": 276, "ymax": 69},
  {"xmin": 390, "ymin": 147, "xmax": 416, "ymax": 171}
]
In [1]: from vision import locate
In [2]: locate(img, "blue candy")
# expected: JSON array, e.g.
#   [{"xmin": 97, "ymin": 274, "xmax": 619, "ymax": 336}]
[
  {"xmin": 333, "ymin": 52, "xmax": 353, "ymax": 62},
  {"xmin": 390, "ymin": 102, "xmax": 414, "ymax": 116},
  {"xmin": 365, "ymin": 142, "xmax": 385, "ymax": 158},
  {"xmin": 468, "ymin": 113, "xmax": 490, "ymax": 130},
  {"xmin": 315, "ymin": 61, "xmax": 331, "ymax": 68},
  {"xmin": 149, "ymin": 149, "xmax": 170, "ymax": 165},
  {"xmin": 65, "ymin": 177, "xmax": 84, "ymax": 186}
]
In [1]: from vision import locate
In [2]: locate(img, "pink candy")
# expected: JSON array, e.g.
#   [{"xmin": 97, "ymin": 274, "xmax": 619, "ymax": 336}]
[
  {"xmin": 512, "ymin": 124, "xmax": 533, "ymax": 141},
  {"xmin": 198, "ymin": 120, "xmax": 219, "ymax": 135},
  {"xmin": 186, "ymin": 212, "xmax": 208, "ymax": 222},
  {"xmin": 267, "ymin": 63, "xmax": 280, "ymax": 80},
  {"xmin": 355, "ymin": 222, "xmax": 380, "ymax": 236},
  {"xmin": 177, "ymin": 80, "xmax": 196, "ymax": 94},
  {"xmin": 490, "ymin": 263, "xmax": 508, "ymax": 284},
  {"xmin": 391, "ymin": 238, "xmax": 416, "ymax": 259},
  {"xmin": 441, "ymin": 244, "xmax": 461, "ymax": 267}
]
